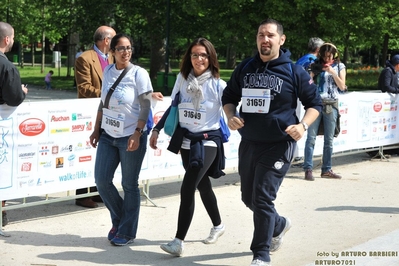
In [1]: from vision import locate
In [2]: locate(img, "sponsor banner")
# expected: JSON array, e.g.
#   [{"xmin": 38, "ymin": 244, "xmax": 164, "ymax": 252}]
[
  {"xmin": 296, "ymin": 92, "xmax": 399, "ymax": 156},
  {"xmin": 0, "ymin": 92, "xmax": 398, "ymax": 200}
]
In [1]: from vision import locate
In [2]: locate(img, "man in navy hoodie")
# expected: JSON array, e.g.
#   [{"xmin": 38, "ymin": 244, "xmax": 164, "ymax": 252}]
[{"xmin": 222, "ymin": 18, "xmax": 322, "ymax": 266}]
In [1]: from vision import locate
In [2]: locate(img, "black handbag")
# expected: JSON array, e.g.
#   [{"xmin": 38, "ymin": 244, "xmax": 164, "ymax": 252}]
[{"xmin": 317, "ymin": 113, "xmax": 341, "ymax": 138}]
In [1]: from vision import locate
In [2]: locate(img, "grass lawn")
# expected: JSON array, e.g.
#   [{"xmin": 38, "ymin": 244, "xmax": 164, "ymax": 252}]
[{"xmin": 17, "ymin": 63, "xmax": 380, "ymax": 95}]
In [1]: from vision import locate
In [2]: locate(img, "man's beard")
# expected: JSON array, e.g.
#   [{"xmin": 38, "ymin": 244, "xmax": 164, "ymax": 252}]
[
  {"xmin": 5, "ymin": 41, "xmax": 13, "ymax": 53},
  {"xmin": 260, "ymin": 46, "xmax": 271, "ymax": 56}
]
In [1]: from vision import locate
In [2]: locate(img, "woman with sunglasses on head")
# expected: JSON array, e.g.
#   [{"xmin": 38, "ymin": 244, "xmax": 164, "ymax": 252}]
[
  {"xmin": 303, "ymin": 42, "xmax": 347, "ymax": 181},
  {"xmin": 89, "ymin": 33, "xmax": 153, "ymax": 246},
  {"xmin": 150, "ymin": 38, "xmax": 227, "ymax": 256}
]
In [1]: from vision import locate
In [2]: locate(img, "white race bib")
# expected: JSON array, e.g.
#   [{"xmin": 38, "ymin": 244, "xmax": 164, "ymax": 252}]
[
  {"xmin": 102, "ymin": 108, "xmax": 125, "ymax": 135},
  {"xmin": 178, "ymin": 102, "xmax": 207, "ymax": 126},
  {"xmin": 242, "ymin": 88, "xmax": 271, "ymax": 113}
]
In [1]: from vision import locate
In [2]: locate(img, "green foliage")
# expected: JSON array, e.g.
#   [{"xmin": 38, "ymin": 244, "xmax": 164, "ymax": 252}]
[{"xmin": 3, "ymin": 0, "xmax": 399, "ymax": 83}]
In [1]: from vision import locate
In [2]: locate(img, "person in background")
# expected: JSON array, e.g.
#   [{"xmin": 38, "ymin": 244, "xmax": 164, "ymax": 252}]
[
  {"xmin": 74, "ymin": 25, "xmax": 117, "ymax": 208},
  {"xmin": 89, "ymin": 33, "xmax": 153, "ymax": 246},
  {"xmin": 0, "ymin": 21, "xmax": 29, "ymax": 226},
  {"xmin": 150, "ymin": 37, "xmax": 227, "ymax": 257},
  {"xmin": 292, "ymin": 37, "xmax": 324, "ymax": 166},
  {"xmin": 296, "ymin": 37, "xmax": 324, "ymax": 71},
  {"xmin": 76, "ymin": 45, "xmax": 85, "ymax": 58},
  {"xmin": 303, "ymin": 42, "xmax": 347, "ymax": 181},
  {"xmin": 378, "ymin": 54, "xmax": 399, "ymax": 94},
  {"xmin": 222, "ymin": 18, "xmax": 322, "ymax": 266},
  {"xmin": 44, "ymin": 70, "xmax": 54, "ymax": 90}
]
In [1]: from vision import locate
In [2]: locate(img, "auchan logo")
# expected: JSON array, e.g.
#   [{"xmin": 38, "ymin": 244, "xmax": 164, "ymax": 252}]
[
  {"xmin": 19, "ymin": 118, "xmax": 46, "ymax": 136},
  {"xmin": 373, "ymin": 102, "xmax": 382, "ymax": 112}
]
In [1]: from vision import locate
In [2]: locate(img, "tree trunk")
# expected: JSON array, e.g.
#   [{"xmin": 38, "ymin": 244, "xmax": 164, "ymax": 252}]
[
  {"xmin": 382, "ymin": 33, "xmax": 389, "ymax": 66},
  {"xmin": 225, "ymin": 37, "xmax": 238, "ymax": 69},
  {"xmin": 41, "ymin": 31, "xmax": 45, "ymax": 73},
  {"xmin": 225, "ymin": 44, "xmax": 237, "ymax": 69},
  {"xmin": 149, "ymin": 37, "xmax": 164, "ymax": 80},
  {"xmin": 31, "ymin": 42, "xmax": 35, "ymax": 67}
]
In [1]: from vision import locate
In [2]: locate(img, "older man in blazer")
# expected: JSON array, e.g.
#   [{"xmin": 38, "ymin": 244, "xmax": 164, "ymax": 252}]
[{"xmin": 74, "ymin": 25, "xmax": 116, "ymax": 208}]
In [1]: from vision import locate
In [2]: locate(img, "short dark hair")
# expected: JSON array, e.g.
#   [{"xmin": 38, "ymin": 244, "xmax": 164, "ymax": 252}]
[
  {"xmin": 0, "ymin": 22, "xmax": 13, "ymax": 40},
  {"xmin": 180, "ymin": 37, "xmax": 220, "ymax": 79},
  {"xmin": 258, "ymin": 18, "xmax": 284, "ymax": 36}
]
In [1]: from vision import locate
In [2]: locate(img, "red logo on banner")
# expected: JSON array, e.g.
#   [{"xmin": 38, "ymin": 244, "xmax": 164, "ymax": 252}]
[
  {"xmin": 373, "ymin": 102, "xmax": 382, "ymax": 112},
  {"xmin": 79, "ymin": 156, "xmax": 92, "ymax": 162},
  {"xmin": 153, "ymin": 111, "xmax": 165, "ymax": 125},
  {"xmin": 19, "ymin": 118, "xmax": 46, "ymax": 136}
]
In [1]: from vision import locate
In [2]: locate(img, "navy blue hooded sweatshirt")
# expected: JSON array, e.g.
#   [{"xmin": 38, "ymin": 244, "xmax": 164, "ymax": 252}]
[{"xmin": 222, "ymin": 48, "xmax": 322, "ymax": 143}]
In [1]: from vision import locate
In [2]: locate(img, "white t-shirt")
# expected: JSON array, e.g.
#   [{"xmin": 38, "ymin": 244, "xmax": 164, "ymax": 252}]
[
  {"xmin": 319, "ymin": 62, "xmax": 346, "ymax": 99},
  {"xmin": 170, "ymin": 73, "xmax": 226, "ymax": 149},
  {"xmin": 101, "ymin": 64, "xmax": 152, "ymax": 138}
]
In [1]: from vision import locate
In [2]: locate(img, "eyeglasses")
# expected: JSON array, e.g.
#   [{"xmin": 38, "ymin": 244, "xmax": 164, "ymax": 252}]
[
  {"xmin": 115, "ymin": 46, "xmax": 133, "ymax": 53},
  {"xmin": 190, "ymin": 53, "xmax": 209, "ymax": 60}
]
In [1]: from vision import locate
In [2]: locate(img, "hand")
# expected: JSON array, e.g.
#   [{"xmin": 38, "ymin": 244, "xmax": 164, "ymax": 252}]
[
  {"xmin": 227, "ymin": 116, "xmax": 244, "ymax": 130},
  {"xmin": 285, "ymin": 124, "xmax": 305, "ymax": 141},
  {"xmin": 89, "ymin": 129, "xmax": 101, "ymax": 148},
  {"xmin": 22, "ymin": 84, "xmax": 28, "ymax": 94},
  {"xmin": 149, "ymin": 131, "xmax": 159, "ymax": 150},
  {"xmin": 152, "ymin": 92, "xmax": 164, "ymax": 101},
  {"xmin": 323, "ymin": 65, "xmax": 336, "ymax": 76},
  {"xmin": 127, "ymin": 133, "xmax": 140, "ymax": 151}
]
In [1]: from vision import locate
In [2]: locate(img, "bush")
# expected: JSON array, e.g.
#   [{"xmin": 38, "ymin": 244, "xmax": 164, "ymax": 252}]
[{"xmin": 346, "ymin": 66, "xmax": 381, "ymax": 91}]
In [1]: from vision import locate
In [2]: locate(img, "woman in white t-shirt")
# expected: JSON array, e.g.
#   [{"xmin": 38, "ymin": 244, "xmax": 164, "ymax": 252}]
[
  {"xmin": 150, "ymin": 38, "xmax": 227, "ymax": 256},
  {"xmin": 89, "ymin": 33, "xmax": 153, "ymax": 246}
]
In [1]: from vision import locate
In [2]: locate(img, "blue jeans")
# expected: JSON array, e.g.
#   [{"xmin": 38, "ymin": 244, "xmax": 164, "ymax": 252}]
[
  {"xmin": 303, "ymin": 107, "xmax": 338, "ymax": 173},
  {"xmin": 94, "ymin": 132, "xmax": 147, "ymax": 240},
  {"xmin": 45, "ymin": 81, "xmax": 51, "ymax": 90}
]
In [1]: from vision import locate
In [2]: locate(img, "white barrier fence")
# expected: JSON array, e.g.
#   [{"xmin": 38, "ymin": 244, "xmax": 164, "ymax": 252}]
[{"xmin": 0, "ymin": 91, "xmax": 398, "ymax": 202}]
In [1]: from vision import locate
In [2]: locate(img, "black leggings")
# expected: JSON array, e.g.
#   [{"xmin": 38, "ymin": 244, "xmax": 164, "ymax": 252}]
[{"xmin": 175, "ymin": 146, "xmax": 222, "ymax": 240}]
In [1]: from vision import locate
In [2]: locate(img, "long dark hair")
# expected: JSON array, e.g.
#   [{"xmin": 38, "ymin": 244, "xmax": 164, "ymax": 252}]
[{"xmin": 180, "ymin": 37, "xmax": 220, "ymax": 79}]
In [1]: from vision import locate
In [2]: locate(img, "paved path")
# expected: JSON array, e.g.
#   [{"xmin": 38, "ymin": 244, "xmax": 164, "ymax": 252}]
[
  {"xmin": 1, "ymin": 88, "xmax": 399, "ymax": 266},
  {"xmin": 25, "ymin": 85, "xmax": 77, "ymax": 101}
]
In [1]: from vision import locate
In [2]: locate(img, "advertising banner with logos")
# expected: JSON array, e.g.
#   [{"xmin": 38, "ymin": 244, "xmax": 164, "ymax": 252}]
[{"xmin": 0, "ymin": 91, "xmax": 398, "ymax": 201}]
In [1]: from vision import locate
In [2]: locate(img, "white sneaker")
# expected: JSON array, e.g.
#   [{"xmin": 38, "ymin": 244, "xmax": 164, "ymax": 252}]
[
  {"xmin": 270, "ymin": 216, "xmax": 292, "ymax": 252},
  {"xmin": 203, "ymin": 224, "xmax": 225, "ymax": 244},
  {"xmin": 250, "ymin": 259, "xmax": 271, "ymax": 266},
  {"xmin": 160, "ymin": 238, "xmax": 184, "ymax": 257}
]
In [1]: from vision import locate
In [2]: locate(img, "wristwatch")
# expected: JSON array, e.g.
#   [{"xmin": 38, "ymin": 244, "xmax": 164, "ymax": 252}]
[
  {"xmin": 135, "ymin": 128, "xmax": 144, "ymax": 135},
  {"xmin": 300, "ymin": 121, "xmax": 308, "ymax": 131}
]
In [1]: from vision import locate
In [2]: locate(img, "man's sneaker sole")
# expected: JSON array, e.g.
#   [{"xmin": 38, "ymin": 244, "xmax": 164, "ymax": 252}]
[
  {"xmin": 270, "ymin": 217, "xmax": 292, "ymax": 252},
  {"xmin": 250, "ymin": 259, "xmax": 272, "ymax": 266}
]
